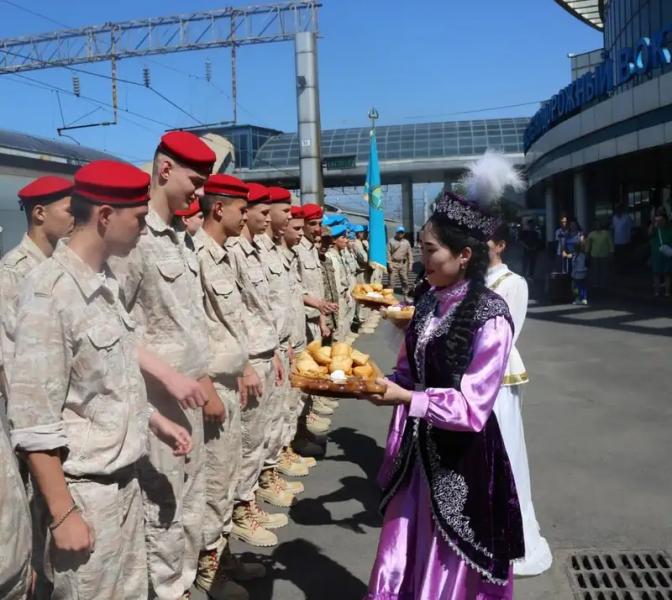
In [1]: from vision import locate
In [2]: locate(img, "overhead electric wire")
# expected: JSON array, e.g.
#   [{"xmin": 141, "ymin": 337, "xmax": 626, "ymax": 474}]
[
  {"xmin": 7, "ymin": 73, "xmax": 169, "ymax": 131},
  {"xmin": 0, "ymin": 0, "xmax": 68, "ymax": 28}
]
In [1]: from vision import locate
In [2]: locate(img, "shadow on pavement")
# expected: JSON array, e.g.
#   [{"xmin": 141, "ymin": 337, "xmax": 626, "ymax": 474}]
[
  {"xmin": 289, "ymin": 427, "xmax": 384, "ymax": 533},
  {"xmin": 242, "ymin": 539, "xmax": 368, "ymax": 600}
]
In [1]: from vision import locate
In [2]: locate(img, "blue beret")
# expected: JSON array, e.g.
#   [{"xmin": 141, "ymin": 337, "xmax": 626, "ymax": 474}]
[{"xmin": 331, "ymin": 224, "xmax": 348, "ymax": 237}]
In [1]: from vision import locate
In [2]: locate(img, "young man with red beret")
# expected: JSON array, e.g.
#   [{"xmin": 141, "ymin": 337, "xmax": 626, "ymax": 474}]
[
  {"xmin": 254, "ymin": 186, "xmax": 307, "ymax": 507},
  {"xmin": 173, "ymin": 197, "xmax": 204, "ymax": 239},
  {"xmin": 193, "ymin": 174, "xmax": 265, "ymax": 600},
  {"xmin": 8, "ymin": 160, "xmax": 192, "ymax": 600},
  {"xmin": 0, "ymin": 176, "xmax": 74, "ymax": 410},
  {"xmin": 110, "ymin": 131, "xmax": 221, "ymax": 600},
  {"xmin": 226, "ymin": 183, "xmax": 287, "ymax": 547}
]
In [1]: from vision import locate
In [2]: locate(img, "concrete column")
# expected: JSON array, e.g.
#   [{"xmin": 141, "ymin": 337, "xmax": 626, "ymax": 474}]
[
  {"xmin": 545, "ymin": 183, "xmax": 556, "ymax": 243},
  {"xmin": 294, "ymin": 32, "xmax": 324, "ymax": 205},
  {"xmin": 401, "ymin": 180, "xmax": 414, "ymax": 234},
  {"xmin": 573, "ymin": 170, "xmax": 589, "ymax": 231}
]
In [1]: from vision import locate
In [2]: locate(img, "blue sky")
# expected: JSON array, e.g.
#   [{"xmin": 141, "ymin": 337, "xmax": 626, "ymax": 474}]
[{"xmin": 0, "ymin": 0, "xmax": 602, "ymax": 165}]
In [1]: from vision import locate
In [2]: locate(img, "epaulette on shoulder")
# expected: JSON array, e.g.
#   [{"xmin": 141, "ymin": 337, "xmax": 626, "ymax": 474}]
[
  {"xmin": 1, "ymin": 248, "xmax": 27, "ymax": 269},
  {"xmin": 31, "ymin": 267, "xmax": 65, "ymax": 298}
]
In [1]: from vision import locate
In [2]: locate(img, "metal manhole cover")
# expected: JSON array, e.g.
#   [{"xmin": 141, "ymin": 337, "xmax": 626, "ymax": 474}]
[{"xmin": 568, "ymin": 551, "xmax": 672, "ymax": 599}]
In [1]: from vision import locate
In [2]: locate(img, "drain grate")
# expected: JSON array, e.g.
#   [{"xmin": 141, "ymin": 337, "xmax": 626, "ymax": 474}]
[{"xmin": 568, "ymin": 551, "xmax": 672, "ymax": 600}]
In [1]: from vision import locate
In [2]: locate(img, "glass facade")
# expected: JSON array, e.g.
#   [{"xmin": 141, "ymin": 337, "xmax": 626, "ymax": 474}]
[
  {"xmin": 252, "ymin": 118, "xmax": 529, "ymax": 171},
  {"xmin": 603, "ymin": 0, "xmax": 672, "ymax": 87},
  {"xmin": 197, "ymin": 125, "xmax": 282, "ymax": 169}
]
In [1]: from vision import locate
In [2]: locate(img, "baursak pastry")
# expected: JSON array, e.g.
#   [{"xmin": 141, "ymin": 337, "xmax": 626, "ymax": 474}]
[
  {"xmin": 329, "ymin": 356, "xmax": 353, "ymax": 374},
  {"xmin": 314, "ymin": 346, "xmax": 332, "ymax": 365},
  {"xmin": 353, "ymin": 363, "xmax": 373, "ymax": 378},
  {"xmin": 351, "ymin": 349, "xmax": 370, "ymax": 366},
  {"xmin": 331, "ymin": 342, "xmax": 351, "ymax": 358}
]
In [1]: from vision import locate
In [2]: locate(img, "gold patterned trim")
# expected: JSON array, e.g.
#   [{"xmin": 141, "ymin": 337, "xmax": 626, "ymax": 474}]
[
  {"xmin": 502, "ymin": 372, "xmax": 529, "ymax": 386},
  {"xmin": 489, "ymin": 271, "xmax": 514, "ymax": 291}
]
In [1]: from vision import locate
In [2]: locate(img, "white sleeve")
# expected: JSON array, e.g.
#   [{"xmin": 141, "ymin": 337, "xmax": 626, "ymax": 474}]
[{"xmin": 497, "ymin": 276, "xmax": 528, "ymax": 346}]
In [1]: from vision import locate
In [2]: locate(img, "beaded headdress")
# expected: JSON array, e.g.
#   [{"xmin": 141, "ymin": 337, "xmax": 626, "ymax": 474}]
[{"xmin": 434, "ymin": 150, "xmax": 525, "ymax": 240}]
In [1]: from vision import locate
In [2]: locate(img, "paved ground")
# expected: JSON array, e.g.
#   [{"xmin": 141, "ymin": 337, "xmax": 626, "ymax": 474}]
[{"xmin": 194, "ymin": 288, "xmax": 672, "ymax": 600}]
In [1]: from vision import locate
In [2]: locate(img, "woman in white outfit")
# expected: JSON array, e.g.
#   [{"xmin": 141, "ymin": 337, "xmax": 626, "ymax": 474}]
[{"xmin": 486, "ymin": 224, "xmax": 553, "ymax": 577}]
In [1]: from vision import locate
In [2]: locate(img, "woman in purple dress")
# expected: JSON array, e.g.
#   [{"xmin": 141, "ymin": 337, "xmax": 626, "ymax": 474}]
[{"xmin": 364, "ymin": 152, "xmax": 526, "ymax": 599}]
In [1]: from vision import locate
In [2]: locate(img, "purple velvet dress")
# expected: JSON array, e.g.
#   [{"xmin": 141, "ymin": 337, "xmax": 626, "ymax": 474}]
[{"xmin": 367, "ymin": 282, "xmax": 515, "ymax": 600}]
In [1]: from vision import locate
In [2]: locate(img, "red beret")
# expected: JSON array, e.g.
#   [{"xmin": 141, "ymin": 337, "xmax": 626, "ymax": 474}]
[
  {"xmin": 302, "ymin": 203, "xmax": 323, "ymax": 221},
  {"xmin": 158, "ymin": 131, "xmax": 216, "ymax": 173},
  {"xmin": 74, "ymin": 160, "xmax": 150, "ymax": 205},
  {"xmin": 204, "ymin": 174, "xmax": 248, "ymax": 199},
  {"xmin": 247, "ymin": 183, "xmax": 270, "ymax": 204},
  {"xmin": 267, "ymin": 186, "xmax": 292, "ymax": 203},
  {"xmin": 174, "ymin": 198, "xmax": 202, "ymax": 218},
  {"xmin": 290, "ymin": 206, "xmax": 304, "ymax": 219},
  {"xmin": 18, "ymin": 176, "xmax": 73, "ymax": 205}
]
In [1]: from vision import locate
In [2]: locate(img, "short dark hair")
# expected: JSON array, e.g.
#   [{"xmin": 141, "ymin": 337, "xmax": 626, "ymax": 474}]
[
  {"xmin": 490, "ymin": 223, "xmax": 511, "ymax": 244},
  {"xmin": 199, "ymin": 194, "xmax": 217, "ymax": 217},
  {"xmin": 69, "ymin": 194, "xmax": 94, "ymax": 225}
]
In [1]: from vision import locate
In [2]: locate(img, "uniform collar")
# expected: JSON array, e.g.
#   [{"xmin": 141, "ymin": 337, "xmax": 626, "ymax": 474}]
[
  {"xmin": 53, "ymin": 243, "xmax": 118, "ymax": 302},
  {"xmin": 20, "ymin": 233, "xmax": 48, "ymax": 263},
  {"xmin": 256, "ymin": 232, "xmax": 276, "ymax": 251},
  {"xmin": 236, "ymin": 234, "xmax": 258, "ymax": 257},
  {"xmin": 146, "ymin": 207, "xmax": 179, "ymax": 243},
  {"xmin": 202, "ymin": 230, "xmax": 227, "ymax": 264},
  {"xmin": 300, "ymin": 236, "xmax": 314, "ymax": 250}
]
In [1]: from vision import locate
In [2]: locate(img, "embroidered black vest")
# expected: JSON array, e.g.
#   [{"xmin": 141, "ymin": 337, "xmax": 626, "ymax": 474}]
[{"xmin": 380, "ymin": 284, "xmax": 524, "ymax": 585}]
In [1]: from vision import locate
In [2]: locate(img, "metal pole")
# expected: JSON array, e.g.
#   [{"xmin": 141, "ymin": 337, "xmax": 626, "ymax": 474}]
[{"xmin": 294, "ymin": 31, "xmax": 323, "ymax": 205}]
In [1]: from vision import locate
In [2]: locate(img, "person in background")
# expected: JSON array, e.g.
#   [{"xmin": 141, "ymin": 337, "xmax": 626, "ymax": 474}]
[
  {"xmin": 387, "ymin": 225, "xmax": 413, "ymax": 299},
  {"xmin": 648, "ymin": 210, "xmax": 672, "ymax": 297},
  {"xmin": 487, "ymin": 223, "xmax": 553, "ymax": 576},
  {"xmin": 586, "ymin": 219, "xmax": 614, "ymax": 292},
  {"xmin": 612, "ymin": 202, "xmax": 633, "ymax": 274},
  {"xmin": 172, "ymin": 197, "xmax": 205, "ymax": 238},
  {"xmin": 572, "ymin": 239, "xmax": 589, "ymax": 305},
  {"xmin": 554, "ymin": 215, "xmax": 569, "ymax": 273},
  {"xmin": 519, "ymin": 218, "xmax": 541, "ymax": 280}
]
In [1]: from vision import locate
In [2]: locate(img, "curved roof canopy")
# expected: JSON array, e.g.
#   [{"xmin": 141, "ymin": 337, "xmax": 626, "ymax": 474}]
[
  {"xmin": 253, "ymin": 118, "xmax": 529, "ymax": 171},
  {"xmin": 555, "ymin": 0, "xmax": 603, "ymax": 30}
]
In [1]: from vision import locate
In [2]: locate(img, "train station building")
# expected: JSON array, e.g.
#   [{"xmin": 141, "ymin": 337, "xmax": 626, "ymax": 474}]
[{"xmin": 526, "ymin": 0, "xmax": 672, "ymax": 242}]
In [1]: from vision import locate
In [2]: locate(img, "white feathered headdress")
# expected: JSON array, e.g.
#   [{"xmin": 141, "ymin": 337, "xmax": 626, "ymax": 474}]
[
  {"xmin": 461, "ymin": 150, "xmax": 526, "ymax": 210},
  {"xmin": 434, "ymin": 150, "xmax": 526, "ymax": 240}
]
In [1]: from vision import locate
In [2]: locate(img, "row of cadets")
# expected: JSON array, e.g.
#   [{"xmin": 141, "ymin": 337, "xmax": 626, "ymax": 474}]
[
  {"xmin": 253, "ymin": 186, "xmax": 305, "ymax": 509},
  {"xmin": 224, "ymin": 182, "xmax": 290, "ymax": 548},
  {"xmin": 7, "ymin": 159, "xmax": 196, "ymax": 600},
  {"xmin": 294, "ymin": 204, "xmax": 339, "ymax": 452},
  {"xmin": 191, "ymin": 174, "xmax": 266, "ymax": 599},
  {"xmin": 278, "ymin": 205, "xmax": 319, "ymax": 471},
  {"xmin": 109, "ymin": 131, "xmax": 217, "ymax": 600}
]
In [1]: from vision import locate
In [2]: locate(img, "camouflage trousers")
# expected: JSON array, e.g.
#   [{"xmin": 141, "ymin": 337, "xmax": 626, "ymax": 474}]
[
  {"xmin": 281, "ymin": 387, "xmax": 304, "ymax": 448},
  {"xmin": 140, "ymin": 397, "xmax": 206, "ymax": 600},
  {"xmin": 263, "ymin": 345, "xmax": 290, "ymax": 468},
  {"xmin": 44, "ymin": 469, "xmax": 146, "ymax": 600},
  {"xmin": 202, "ymin": 378, "xmax": 242, "ymax": 549},
  {"xmin": 390, "ymin": 261, "xmax": 410, "ymax": 296},
  {"xmin": 235, "ymin": 356, "xmax": 275, "ymax": 502},
  {"xmin": 0, "ymin": 428, "xmax": 31, "ymax": 600}
]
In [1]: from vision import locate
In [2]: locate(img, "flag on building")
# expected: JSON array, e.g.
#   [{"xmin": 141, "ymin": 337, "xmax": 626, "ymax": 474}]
[{"xmin": 364, "ymin": 128, "xmax": 386, "ymax": 271}]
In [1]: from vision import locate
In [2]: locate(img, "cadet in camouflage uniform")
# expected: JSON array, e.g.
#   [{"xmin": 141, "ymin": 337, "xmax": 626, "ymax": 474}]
[
  {"xmin": 9, "ymin": 161, "xmax": 192, "ymax": 600},
  {"xmin": 0, "ymin": 176, "xmax": 73, "ymax": 416},
  {"xmin": 0, "ymin": 425, "xmax": 31, "ymax": 600},
  {"xmin": 110, "ymin": 132, "xmax": 216, "ymax": 600},
  {"xmin": 325, "ymin": 225, "xmax": 355, "ymax": 341},
  {"xmin": 351, "ymin": 224, "xmax": 370, "ymax": 325},
  {"xmin": 193, "ymin": 175, "xmax": 265, "ymax": 600},
  {"xmin": 226, "ymin": 183, "xmax": 286, "ymax": 548},
  {"xmin": 0, "ymin": 176, "xmax": 74, "ymax": 595}
]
